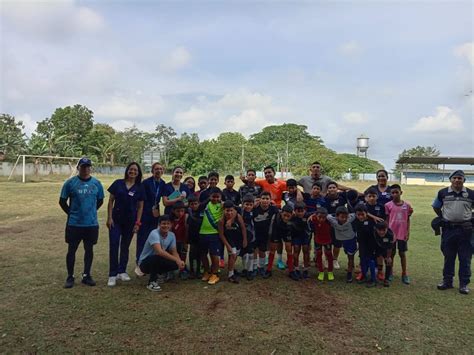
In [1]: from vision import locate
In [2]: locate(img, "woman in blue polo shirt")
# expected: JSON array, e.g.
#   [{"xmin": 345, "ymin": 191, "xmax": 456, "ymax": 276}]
[
  {"xmin": 106, "ymin": 162, "xmax": 145, "ymax": 287},
  {"xmin": 162, "ymin": 166, "xmax": 191, "ymax": 215},
  {"xmin": 366, "ymin": 169, "xmax": 392, "ymax": 205}
]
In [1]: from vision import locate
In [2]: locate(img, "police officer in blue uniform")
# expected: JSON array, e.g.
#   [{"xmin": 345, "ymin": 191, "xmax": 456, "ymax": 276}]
[{"xmin": 432, "ymin": 170, "xmax": 474, "ymax": 295}]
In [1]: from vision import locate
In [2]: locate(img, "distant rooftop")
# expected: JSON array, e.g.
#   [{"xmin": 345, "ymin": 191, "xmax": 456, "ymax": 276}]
[{"xmin": 396, "ymin": 156, "xmax": 474, "ymax": 165}]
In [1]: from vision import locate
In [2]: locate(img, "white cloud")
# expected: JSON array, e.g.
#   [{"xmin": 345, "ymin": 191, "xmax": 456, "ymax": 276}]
[
  {"xmin": 227, "ymin": 109, "xmax": 275, "ymax": 135},
  {"xmin": 410, "ymin": 106, "xmax": 463, "ymax": 132},
  {"xmin": 343, "ymin": 112, "xmax": 369, "ymax": 124},
  {"xmin": 16, "ymin": 114, "xmax": 37, "ymax": 137},
  {"xmin": 95, "ymin": 93, "xmax": 165, "ymax": 119},
  {"xmin": 338, "ymin": 41, "xmax": 362, "ymax": 56},
  {"xmin": 160, "ymin": 47, "xmax": 192, "ymax": 72},
  {"xmin": 174, "ymin": 107, "xmax": 215, "ymax": 129},
  {"xmin": 454, "ymin": 42, "xmax": 474, "ymax": 66}
]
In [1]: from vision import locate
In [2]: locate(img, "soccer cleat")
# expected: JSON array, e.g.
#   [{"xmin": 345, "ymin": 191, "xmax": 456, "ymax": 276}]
[
  {"xmin": 277, "ymin": 260, "xmax": 286, "ymax": 270},
  {"xmin": 117, "ymin": 273, "xmax": 131, "ymax": 281},
  {"xmin": 257, "ymin": 267, "xmax": 265, "ymax": 277},
  {"xmin": 228, "ymin": 275, "xmax": 239, "ymax": 284},
  {"xmin": 402, "ymin": 275, "xmax": 410, "ymax": 285},
  {"xmin": 333, "ymin": 260, "xmax": 340, "ymax": 270},
  {"xmin": 383, "ymin": 279, "xmax": 390, "ymax": 287},
  {"xmin": 134, "ymin": 265, "xmax": 145, "ymax": 277},
  {"xmin": 219, "ymin": 259, "xmax": 225, "ymax": 268},
  {"xmin": 437, "ymin": 280, "xmax": 453, "ymax": 290},
  {"xmin": 346, "ymin": 272, "xmax": 353, "ymax": 283},
  {"xmin": 147, "ymin": 281, "xmax": 162, "ymax": 292},
  {"xmin": 247, "ymin": 271, "xmax": 256, "ymax": 281},
  {"xmin": 201, "ymin": 272, "xmax": 211, "ymax": 282},
  {"xmin": 327, "ymin": 272, "xmax": 335, "ymax": 281},
  {"xmin": 295, "ymin": 270, "xmax": 301, "ymax": 278},
  {"xmin": 263, "ymin": 270, "xmax": 272, "ymax": 279},
  {"xmin": 317, "ymin": 272, "xmax": 324, "ymax": 281},
  {"xmin": 356, "ymin": 273, "xmax": 366, "ymax": 284},
  {"xmin": 388, "ymin": 274, "xmax": 394, "ymax": 282},
  {"xmin": 459, "ymin": 285, "xmax": 470, "ymax": 295},
  {"xmin": 107, "ymin": 276, "xmax": 117, "ymax": 287},
  {"xmin": 81, "ymin": 274, "xmax": 96, "ymax": 286},
  {"xmin": 208, "ymin": 274, "xmax": 220, "ymax": 285},
  {"xmin": 241, "ymin": 269, "xmax": 248, "ymax": 278},
  {"xmin": 289, "ymin": 271, "xmax": 300, "ymax": 281},
  {"xmin": 366, "ymin": 281, "xmax": 376, "ymax": 288},
  {"xmin": 377, "ymin": 271, "xmax": 385, "ymax": 281},
  {"xmin": 302, "ymin": 270, "xmax": 309, "ymax": 280},
  {"xmin": 179, "ymin": 270, "xmax": 189, "ymax": 280},
  {"xmin": 64, "ymin": 276, "xmax": 75, "ymax": 289}
]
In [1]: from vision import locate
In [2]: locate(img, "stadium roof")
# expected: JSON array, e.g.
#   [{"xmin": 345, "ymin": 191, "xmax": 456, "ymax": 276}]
[{"xmin": 396, "ymin": 156, "xmax": 474, "ymax": 165}]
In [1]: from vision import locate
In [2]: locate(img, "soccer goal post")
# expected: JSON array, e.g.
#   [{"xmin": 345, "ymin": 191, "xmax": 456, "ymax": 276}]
[{"xmin": 7, "ymin": 155, "xmax": 83, "ymax": 183}]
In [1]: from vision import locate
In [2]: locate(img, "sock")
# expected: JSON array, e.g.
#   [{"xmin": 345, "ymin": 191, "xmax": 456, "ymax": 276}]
[
  {"xmin": 277, "ymin": 253, "xmax": 283, "ymax": 262},
  {"xmin": 228, "ymin": 270, "xmax": 234, "ymax": 277},
  {"xmin": 369, "ymin": 259, "xmax": 376, "ymax": 282},
  {"xmin": 258, "ymin": 257, "xmax": 265, "ymax": 268},
  {"xmin": 325, "ymin": 251, "xmax": 334, "ymax": 272},
  {"xmin": 247, "ymin": 254, "xmax": 254, "ymax": 272},
  {"xmin": 385, "ymin": 265, "xmax": 392, "ymax": 280},
  {"xmin": 267, "ymin": 253, "xmax": 275, "ymax": 272},
  {"xmin": 253, "ymin": 258, "xmax": 258, "ymax": 268},
  {"xmin": 287, "ymin": 255, "xmax": 294, "ymax": 272}
]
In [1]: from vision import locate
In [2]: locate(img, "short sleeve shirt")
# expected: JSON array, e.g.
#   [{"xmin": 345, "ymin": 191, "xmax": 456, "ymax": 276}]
[
  {"xmin": 254, "ymin": 178, "xmax": 287, "ymax": 208},
  {"xmin": 367, "ymin": 184, "xmax": 392, "ymax": 206},
  {"xmin": 385, "ymin": 201, "xmax": 413, "ymax": 241},
  {"xmin": 107, "ymin": 179, "xmax": 145, "ymax": 222},
  {"xmin": 200, "ymin": 202, "xmax": 223, "ymax": 235},
  {"xmin": 138, "ymin": 229, "xmax": 176, "ymax": 264},
  {"xmin": 432, "ymin": 186, "xmax": 474, "ymax": 223},
  {"xmin": 298, "ymin": 175, "xmax": 332, "ymax": 194},
  {"xmin": 163, "ymin": 182, "xmax": 191, "ymax": 215},
  {"xmin": 60, "ymin": 176, "xmax": 104, "ymax": 227},
  {"xmin": 303, "ymin": 193, "xmax": 327, "ymax": 213}
]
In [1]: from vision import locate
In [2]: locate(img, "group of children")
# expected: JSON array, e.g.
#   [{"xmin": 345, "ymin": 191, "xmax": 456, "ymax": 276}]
[{"xmin": 162, "ymin": 171, "xmax": 413, "ymax": 288}]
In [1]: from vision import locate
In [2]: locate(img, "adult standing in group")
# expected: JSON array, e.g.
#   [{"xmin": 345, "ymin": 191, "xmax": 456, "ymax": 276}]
[
  {"xmin": 106, "ymin": 162, "xmax": 145, "ymax": 287},
  {"xmin": 366, "ymin": 169, "xmax": 392, "ymax": 205},
  {"xmin": 162, "ymin": 166, "xmax": 191, "ymax": 215},
  {"xmin": 298, "ymin": 161, "xmax": 350, "ymax": 195},
  {"xmin": 59, "ymin": 158, "xmax": 104, "ymax": 288},
  {"xmin": 137, "ymin": 162, "xmax": 166, "ymax": 264},
  {"xmin": 433, "ymin": 170, "xmax": 473, "ymax": 295}
]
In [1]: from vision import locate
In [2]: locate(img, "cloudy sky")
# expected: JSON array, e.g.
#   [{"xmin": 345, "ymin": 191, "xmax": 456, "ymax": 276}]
[{"xmin": 1, "ymin": 0, "xmax": 472, "ymax": 169}]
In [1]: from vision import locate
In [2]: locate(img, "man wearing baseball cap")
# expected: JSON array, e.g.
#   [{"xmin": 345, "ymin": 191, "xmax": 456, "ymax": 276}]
[
  {"xmin": 59, "ymin": 157, "xmax": 105, "ymax": 288},
  {"xmin": 432, "ymin": 170, "xmax": 474, "ymax": 294}
]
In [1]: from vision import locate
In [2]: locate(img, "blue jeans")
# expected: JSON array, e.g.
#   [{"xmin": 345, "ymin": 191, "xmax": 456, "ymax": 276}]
[
  {"xmin": 441, "ymin": 226, "xmax": 472, "ymax": 286},
  {"xmin": 109, "ymin": 222, "xmax": 134, "ymax": 277}
]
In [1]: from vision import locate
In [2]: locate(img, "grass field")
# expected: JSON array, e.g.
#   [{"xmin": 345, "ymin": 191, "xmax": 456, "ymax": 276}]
[{"xmin": 1, "ymin": 175, "xmax": 473, "ymax": 353}]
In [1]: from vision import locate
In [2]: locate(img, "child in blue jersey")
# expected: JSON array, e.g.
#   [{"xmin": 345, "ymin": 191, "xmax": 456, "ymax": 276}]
[
  {"xmin": 241, "ymin": 194, "xmax": 257, "ymax": 280},
  {"xmin": 303, "ymin": 182, "xmax": 327, "ymax": 213},
  {"xmin": 59, "ymin": 158, "xmax": 104, "ymax": 288},
  {"xmin": 220, "ymin": 201, "xmax": 247, "ymax": 283},
  {"xmin": 291, "ymin": 202, "xmax": 312, "ymax": 280},
  {"xmin": 324, "ymin": 181, "xmax": 347, "ymax": 269},
  {"xmin": 186, "ymin": 195, "xmax": 203, "ymax": 279},
  {"xmin": 282, "ymin": 179, "xmax": 299, "ymax": 209},
  {"xmin": 222, "ymin": 175, "xmax": 242, "ymax": 206}
]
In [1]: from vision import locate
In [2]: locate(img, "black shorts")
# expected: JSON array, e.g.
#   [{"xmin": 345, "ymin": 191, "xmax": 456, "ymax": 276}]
[
  {"xmin": 65, "ymin": 225, "xmax": 99, "ymax": 245},
  {"xmin": 255, "ymin": 231, "xmax": 269, "ymax": 252},
  {"xmin": 392, "ymin": 240, "xmax": 408, "ymax": 254},
  {"xmin": 270, "ymin": 233, "xmax": 291, "ymax": 244}
]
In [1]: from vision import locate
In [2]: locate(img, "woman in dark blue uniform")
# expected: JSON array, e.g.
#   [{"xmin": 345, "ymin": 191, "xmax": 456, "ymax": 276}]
[
  {"xmin": 366, "ymin": 169, "xmax": 392, "ymax": 206},
  {"xmin": 162, "ymin": 166, "xmax": 191, "ymax": 215},
  {"xmin": 106, "ymin": 162, "xmax": 145, "ymax": 286}
]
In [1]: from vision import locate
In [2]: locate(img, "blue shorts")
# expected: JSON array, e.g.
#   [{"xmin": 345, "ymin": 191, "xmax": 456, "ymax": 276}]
[
  {"xmin": 292, "ymin": 234, "xmax": 311, "ymax": 246},
  {"xmin": 199, "ymin": 234, "xmax": 221, "ymax": 257},
  {"xmin": 342, "ymin": 238, "xmax": 358, "ymax": 256}
]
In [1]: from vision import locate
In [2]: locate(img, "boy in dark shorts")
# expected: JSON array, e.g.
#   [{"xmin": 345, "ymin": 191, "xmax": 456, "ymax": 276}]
[
  {"xmin": 220, "ymin": 201, "xmax": 247, "ymax": 283},
  {"xmin": 324, "ymin": 181, "xmax": 347, "ymax": 269},
  {"xmin": 291, "ymin": 202, "xmax": 312, "ymax": 280},
  {"xmin": 253, "ymin": 191, "xmax": 279, "ymax": 276},
  {"xmin": 241, "ymin": 194, "xmax": 257, "ymax": 280},
  {"xmin": 170, "ymin": 201, "xmax": 189, "ymax": 279},
  {"xmin": 310, "ymin": 207, "xmax": 334, "ymax": 281},
  {"xmin": 222, "ymin": 175, "xmax": 242, "ymax": 206},
  {"xmin": 264, "ymin": 205, "xmax": 294, "ymax": 279},
  {"xmin": 374, "ymin": 221, "xmax": 394, "ymax": 287},
  {"xmin": 186, "ymin": 195, "xmax": 203, "ymax": 279},
  {"xmin": 352, "ymin": 204, "xmax": 377, "ymax": 287},
  {"xmin": 327, "ymin": 206, "xmax": 357, "ymax": 282}
]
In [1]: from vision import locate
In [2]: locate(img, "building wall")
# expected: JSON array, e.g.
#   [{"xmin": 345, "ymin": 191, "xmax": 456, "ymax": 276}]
[{"xmin": 405, "ymin": 177, "xmax": 474, "ymax": 187}]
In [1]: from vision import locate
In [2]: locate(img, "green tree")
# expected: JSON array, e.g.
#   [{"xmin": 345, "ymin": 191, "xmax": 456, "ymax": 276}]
[
  {"xmin": 147, "ymin": 124, "xmax": 177, "ymax": 168},
  {"xmin": 0, "ymin": 114, "xmax": 27, "ymax": 159},
  {"xmin": 83, "ymin": 124, "xmax": 117, "ymax": 164},
  {"xmin": 114, "ymin": 126, "xmax": 149, "ymax": 165},
  {"xmin": 395, "ymin": 145, "xmax": 441, "ymax": 172}
]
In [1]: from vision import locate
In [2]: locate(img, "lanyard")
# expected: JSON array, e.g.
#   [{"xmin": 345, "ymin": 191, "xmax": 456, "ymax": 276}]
[{"xmin": 153, "ymin": 179, "xmax": 161, "ymax": 204}]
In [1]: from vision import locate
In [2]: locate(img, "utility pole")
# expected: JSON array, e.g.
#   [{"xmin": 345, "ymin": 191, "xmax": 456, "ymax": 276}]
[{"xmin": 241, "ymin": 144, "xmax": 245, "ymax": 175}]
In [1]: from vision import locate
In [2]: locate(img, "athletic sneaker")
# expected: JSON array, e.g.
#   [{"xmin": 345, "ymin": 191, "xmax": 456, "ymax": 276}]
[
  {"xmin": 247, "ymin": 270, "xmax": 257, "ymax": 281},
  {"xmin": 402, "ymin": 275, "xmax": 410, "ymax": 285},
  {"xmin": 356, "ymin": 273, "xmax": 366, "ymax": 283},
  {"xmin": 388, "ymin": 274, "xmax": 394, "ymax": 282},
  {"xmin": 117, "ymin": 273, "xmax": 131, "ymax": 281},
  {"xmin": 201, "ymin": 272, "xmax": 211, "ymax": 282},
  {"xmin": 134, "ymin": 265, "xmax": 145, "ymax": 277},
  {"xmin": 302, "ymin": 270, "xmax": 309, "ymax": 280},
  {"xmin": 64, "ymin": 276, "xmax": 75, "ymax": 289},
  {"xmin": 277, "ymin": 260, "xmax": 286, "ymax": 270},
  {"xmin": 257, "ymin": 267, "xmax": 265, "ymax": 277},
  {"xmin": 263, "ymin": 270, "xmax": 272, "ymax": 279},
  {"xmin": 327, "ymin": 272, "xmax": 335, "ymax": 281},
  {"xmin": 179, "ymin": 270, "xmax": 189, "ymax": 280},
  {"xmin": 147, "ymin": 281, "xmax": 162, "ymax": 292},
  {"xmin": 366, "ymin": 281, "xmax": 376, "ymax": 288},
  {"xmin": 107, "ymin": 276, "xmax": 117, "ymax": 287},
  {"xmin": 241, "ymin": 269, "xmax": 248, "ymax": 278},
  {"xmin": 228, "ymin": 275, "xmax": 239, "ymax": 284},
  {"xmin": 317, "ymin": 272, "xmax": 324, "ymax": 281},
  {"xmin": 219, "ymin": 259, "xmax": 225, "ymax": 268},
  {"xmin": 383, "ymin": 279, "xmax": 390, "ymax": 287},
  {"xmin": 81, "ymin": 274, "xmax": 96, "ymax": 286},
  {"xmin": 333, "ymin": 260, "xmax": 340, "ymax": 269},
  {"xmin": 377, "ymin": 271, "xmax": 385, "ymax": 281},
  {"xmin": 289, "ymin": 271, "xmax": 300, "ymax": 281},
  {"xmin": 295, "ymin": 270, "xmax": 301, "ymax": 278},
  {"xmin": 208, "ymin": 274, "xmax": 220, "ymax": 285},
  {"xmin": 346, "ymin": 272, "xmax": 353, "ymax": 283}
]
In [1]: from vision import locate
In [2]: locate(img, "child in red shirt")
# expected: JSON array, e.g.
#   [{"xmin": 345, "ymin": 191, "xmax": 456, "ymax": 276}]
[
  {"xmin": 171, "ymin": 201, "xmax": 189, "ymax": 279},
  {"xmin": 311, "ymin": 207, "xmax": 334, "ymax": 281}
]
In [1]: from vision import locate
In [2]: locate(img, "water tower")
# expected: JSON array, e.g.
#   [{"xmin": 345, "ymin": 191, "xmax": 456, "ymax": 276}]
[{"xmin": 356, "ymin": 134, "xmax": 369, "ymax": 158}]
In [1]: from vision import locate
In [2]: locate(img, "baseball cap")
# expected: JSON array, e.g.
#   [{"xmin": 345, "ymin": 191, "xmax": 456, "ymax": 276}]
[{"xmin": 77, "ymin": 157, "xmax": 92, "ymax": 167}]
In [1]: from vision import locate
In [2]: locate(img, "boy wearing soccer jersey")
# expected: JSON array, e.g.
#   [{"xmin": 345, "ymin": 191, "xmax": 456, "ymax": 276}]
[
  {"xmin": 303, "ymin": 182, "xmax": 327, "ymax": 213},
  {"xmin": 365, "ymin": 187, "xmax": 387, "ymax": 281},
  {"xmin": 385, "ymin": 184, "xmax": 413, "ymax": 284},
  {"xmin": 291, "ymin": 202, "xmax": 312, "ymax": 280},
  {"xmin": 241, "ymin": 194, "xmax": 257, "ymax": 280},
  {"xmin": 239, "ymin": 169, "xmax": 262, "ymax": 202},
  {"xmin": 353, "ymin": 204, "xmax": 377, "ymax": 287},
  {"xmin": 186, "ymin": 196, "xmax": 203, "ymax": 279},
  {"xmin": 222, "ymin": 175, "xmax": 242, "ymax": 206},
  {"xmin": 310, "ymin": 207, "xmax": 334, "ymax": 281},
  {"xmin": 374, "ymin": 222, "xmax": 394, "ymax": 287},
  {"xmin": 325, "ymin": 181, "xmax": 347, "ymax": 269}
]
